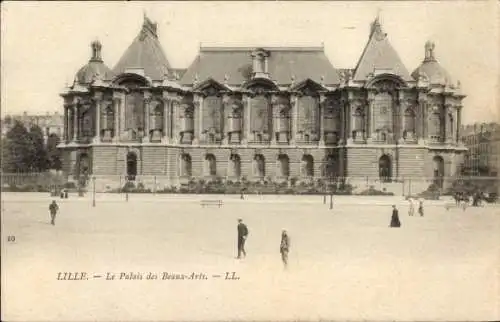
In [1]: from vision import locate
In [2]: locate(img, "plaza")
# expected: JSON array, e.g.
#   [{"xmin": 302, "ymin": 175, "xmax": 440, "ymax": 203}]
[{"xmin": 2, "ymin": 192, "xmax": 498, "ymax": 321}]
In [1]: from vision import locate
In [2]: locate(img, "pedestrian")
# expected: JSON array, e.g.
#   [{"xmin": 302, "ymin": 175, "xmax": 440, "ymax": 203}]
[
  {"xmin": 236, "ymin": 219, "xmax": 248, "ymax": 259},
  {"xmin": 280, "ymin": 230, "xmax": 290, "ymax": 269},
  {"xmin": 389, "ymin": 205, "xmax": 401, "ymax": 228},
  {"xmin": 408, "ymin": 198, "xmax": 415, "ymax": 216},
  {"xmin": 418, "ymin": 199, "xmax": 424, "ymax": 217},
  {"xmin": 49, "ymin": 200, "xmax": 59, "ymax": 226}
]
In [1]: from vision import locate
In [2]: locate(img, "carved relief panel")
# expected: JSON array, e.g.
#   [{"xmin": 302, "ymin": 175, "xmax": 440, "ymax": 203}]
[
  {"xmin": 124, "ymin": 91, "xmax": 145, "ymax": 140},
  {"xmin": 272, "ymin": 96, "xmax": 291, "ymax": 143},
  {"xmin": 202, "ymin": 95, "xmax": 223, "ymax": 143},
  {"xmin": 250, "ymin": 95, "xmax": 271, "ymax": 142},
  {"xmin": 179, "ymin": 101, "xmax": 194, "ymax": 144},
  {"xmin": 224, "ymin": 97, "xmax": 243, "ymax": 144},
  {"xmin": 298, "ymin": 95, "xmax": 319, "ymax": 142},
  {"xmin": 149, "ymin": 100, "xmax": 164, "ymax": 142},
  {"xmin": 100, "ymin": 100, "xmax": 114, "ymax": 141}
]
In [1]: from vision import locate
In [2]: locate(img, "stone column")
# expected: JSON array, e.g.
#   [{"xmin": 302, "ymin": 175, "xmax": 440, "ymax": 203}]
[
  {"xmin": 422, "ymin": 102, "xmax": 428, "ymax": 143},
  {"xmin": 63, "ymin": 105, "xmax": 69, "ymax": 142},
  {"xmin": 290, "ymin": 94, "xmax": 298, "ymax": 145},
  {"xmin": 242, "ymin": 95, "xmax": 251, "ymax": 145},
  {"xmin": 346, "ymin": 100, "xmax": 353, "ymax": 144},
  {"xmin": 271, "ymin": 95, "xmax": 278, "ymax": 145},
  {"xmin": 456, "ymin": 105, "xmax": 462, "ymax": 143},
  {"xmin": 143, "ymin": 94, "xmax": 151, "ymax": 143},
  {"xmin": 222, "ymin": 95, "xmax": 231, "ymax": 145},
  {"xmin": 72, "ymin": 104, "xmax": 78, "ymax": 143},
  {"xmin": 366, "ymin": 92, "xmax": 374, "ymax": 143},
  {"xmin": 319, "ymin": 94, "xmax": 326, "ymax": 145},
  {"xmin": 445, "ymin": 104, "xmax": 452, "ymax": 144},
  {"xmin": 162, "ymin": 97, "xmax": 170, "ymax": 144},
  {"xmin": 112, "ymin": 96, "xmax": 120, "ymax": 142},
  {"xmin": 93, "ymin": 94, "xmax": 102, "ymax": 144},
  {"xmin": 340, "ymin": 99, "xmax": 346, "ymax": 144},
  {"xmin": 193, "ymin": 94, "xmax": 203, "ymax": 145}
]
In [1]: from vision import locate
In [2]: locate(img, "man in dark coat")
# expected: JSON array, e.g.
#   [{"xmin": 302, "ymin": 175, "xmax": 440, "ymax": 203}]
[
  {"xmin": 49, "ymin": 200, "xmax": 59, "ymax": 226},
  {"xmin": 389, "ymin": 205, "xmax": 401, "ymax": 228},
  {"xmin": 280, "ymin": 230, "xmax": 290, "ymax": 269},
  {"xmin": 237, "ymin": 219, "xmax": 248, "ymax": 259}
]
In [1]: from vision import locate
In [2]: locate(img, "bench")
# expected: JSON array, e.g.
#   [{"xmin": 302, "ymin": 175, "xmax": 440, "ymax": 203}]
[{"xmin": 200, "ymin": 200, "xmax": 223, "ymax": 208}]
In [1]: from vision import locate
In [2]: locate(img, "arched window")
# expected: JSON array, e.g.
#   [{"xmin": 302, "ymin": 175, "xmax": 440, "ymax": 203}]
[
  {"xmin": 301, "ymin": 155, "xmax": 314, "ymax": 177},
  {"xmin": 433, "ymin": 155, "xmax": 445, "ymax": 188},
  {"xmin": 324, "ymin": 155, "xmax": 337, "ymax": 179},
  {"xmin": 205, "ymin": 154, "xmax": 217, "ymax": 176},
  {"xmin": 254, "ymin": 154, "xmax": 266, "ymax": 178},
  {"xmin": 180, "ymin": 154, "xmax": 192, "ymax": 177},
  {"xmin": 230, "ymin": 154, "xmax": 241, "ymax": 178},
  {"xmin": 378, "ymin": 154, "xmax": 392, "ymax": 182},
  {"xmin": 403, "ymin": 108, "xmax": 416, "ymax": 139},
  {"xmin": 277, "ymin": 154, "xmax": 290, "ymax": 178},
  {"xmin": 126, "ymin": 152, "xmax": 138, "ymax": 181},
  {"xmin": 76, "ymin": 153, "xmax": 90, "ymax": 181}
]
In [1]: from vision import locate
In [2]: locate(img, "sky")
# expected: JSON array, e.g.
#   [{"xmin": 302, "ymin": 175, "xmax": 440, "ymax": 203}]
[{"xmin": 1, "ymin": 1, "xmax": 499, "ymax": 124}]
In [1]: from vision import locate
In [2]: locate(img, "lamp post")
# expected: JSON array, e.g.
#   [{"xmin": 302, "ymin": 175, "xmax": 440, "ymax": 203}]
[{"xmin": 92, "ymin": 176, "xmax": 96, "ymax": 207}]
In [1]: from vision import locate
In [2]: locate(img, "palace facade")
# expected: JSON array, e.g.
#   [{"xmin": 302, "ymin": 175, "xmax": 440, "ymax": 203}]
[{"xmin": 59, "ymin": 16, "xmax": 467, "ymax": 191}]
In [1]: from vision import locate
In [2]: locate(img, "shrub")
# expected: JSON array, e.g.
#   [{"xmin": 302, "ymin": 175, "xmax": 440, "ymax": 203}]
[{"xmin": 356, "ymin": 186, "xmax": 394, "ymax": 196}]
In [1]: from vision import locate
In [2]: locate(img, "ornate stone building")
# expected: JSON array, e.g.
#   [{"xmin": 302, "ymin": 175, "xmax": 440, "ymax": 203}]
[{"xmin": 59, "ymin": 16, "xmax": 466, "ymax": 190}]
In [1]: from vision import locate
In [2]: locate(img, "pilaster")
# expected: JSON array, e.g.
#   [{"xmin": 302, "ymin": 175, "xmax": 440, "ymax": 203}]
[
  {"xmin": 222, "ymin": 95, "xmax": 231, "ymax": 145},
  {"xmin": 161, "ymin": 96, "xmax": 170, "ymax": 144}
]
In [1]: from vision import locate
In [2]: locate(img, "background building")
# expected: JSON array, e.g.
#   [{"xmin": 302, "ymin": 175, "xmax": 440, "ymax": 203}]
[
  {"xmin": 1, "ymin": 112, "xmax": 64, "ymax": 142},
  {"xmin": 461, "ymin": 122, "xmax": 500, "ymax": 177},
  {"xmin": 59, "ymin": 16, "xmax": 466, "ymax": 192}
]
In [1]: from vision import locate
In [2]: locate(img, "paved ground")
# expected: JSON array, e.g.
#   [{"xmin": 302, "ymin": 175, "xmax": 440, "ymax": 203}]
[{"xmin": 2, "ymin": 193, "xmax": 499, "ymax": 321}]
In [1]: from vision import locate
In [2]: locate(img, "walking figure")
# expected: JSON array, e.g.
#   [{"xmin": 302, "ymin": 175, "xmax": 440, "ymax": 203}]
[
  {"xmin": 408, "ymin": 198, "xmax": 415, "ymax": 216},
  {"xmin": 389, "ymin": 205, "xmax": 401, "ymax": 228},
  {"xmin": 280, "ymin": 230, "xmax": 290, "ymax": 269},
  {"xmin": 237, "ymin": 219, "xmax": 248, "ymax": 259},
  {"xmin": 418, "ymin": 199, "xmax": 424, "ymax": 217},
  {"xmin": 49, "ymin": 200, "xmax": 59, "ymax": 226}
]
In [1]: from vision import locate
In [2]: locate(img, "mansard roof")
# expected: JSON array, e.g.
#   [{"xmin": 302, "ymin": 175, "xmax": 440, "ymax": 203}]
[
  {"xmin": 353, "ymin": 17, "xmax": 411, "ymax": 82},
  {"xmin": 112, "ymin": 16, "xmax": 171, "ymax": 81},
  {"xmin": 180, "ymin": 46, "xmax": 341, "ymax": 86}
]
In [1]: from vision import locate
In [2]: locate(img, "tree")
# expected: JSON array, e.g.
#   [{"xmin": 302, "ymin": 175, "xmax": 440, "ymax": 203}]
[
  {"xmin": 27, "ymin": 124, "xmax": 49, "ymax": 172},
  {"xmin": 3, "ymin": 121, "xmax": 32, "ymax": 172},
  {"xmin": 46, "ymin": 133, "xmax": 62, "ymax": 170}
]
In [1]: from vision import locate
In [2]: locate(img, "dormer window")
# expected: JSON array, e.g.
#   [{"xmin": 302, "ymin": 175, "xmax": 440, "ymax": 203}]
[{"xmin": 251, "ymin": 48, "xmax": 270, "ymax": 79}]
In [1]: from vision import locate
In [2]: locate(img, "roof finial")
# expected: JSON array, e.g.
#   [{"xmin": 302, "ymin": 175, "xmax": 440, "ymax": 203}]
[
  {"xmin": 370, "ymin": 10, "xmax": 385, "ymax": 40},
  {"xmin": 90, "ymin": 39, "xmax": 102, "ymax": 62},
  {"xmin": 424, "ymin": 41, "xmax": 436, "ymax": 62},
  {"xmin": 224, "ymin": 73, "xmax": 229, "ymax": 84}
]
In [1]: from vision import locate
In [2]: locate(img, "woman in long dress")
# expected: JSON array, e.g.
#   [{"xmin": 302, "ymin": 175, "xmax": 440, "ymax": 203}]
[{"xmin": 390, "ymin": 205, "xmax": 401, "ymax": 228}]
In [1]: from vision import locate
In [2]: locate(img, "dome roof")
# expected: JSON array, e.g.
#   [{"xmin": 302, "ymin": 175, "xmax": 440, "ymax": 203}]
[
  {"xmin": 411, "ymin": 41, "xmax": 452, "ymax": 85},
  {"xmin": 75, "ymin": 40, "xmax": 113, "ymax": 84}
]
